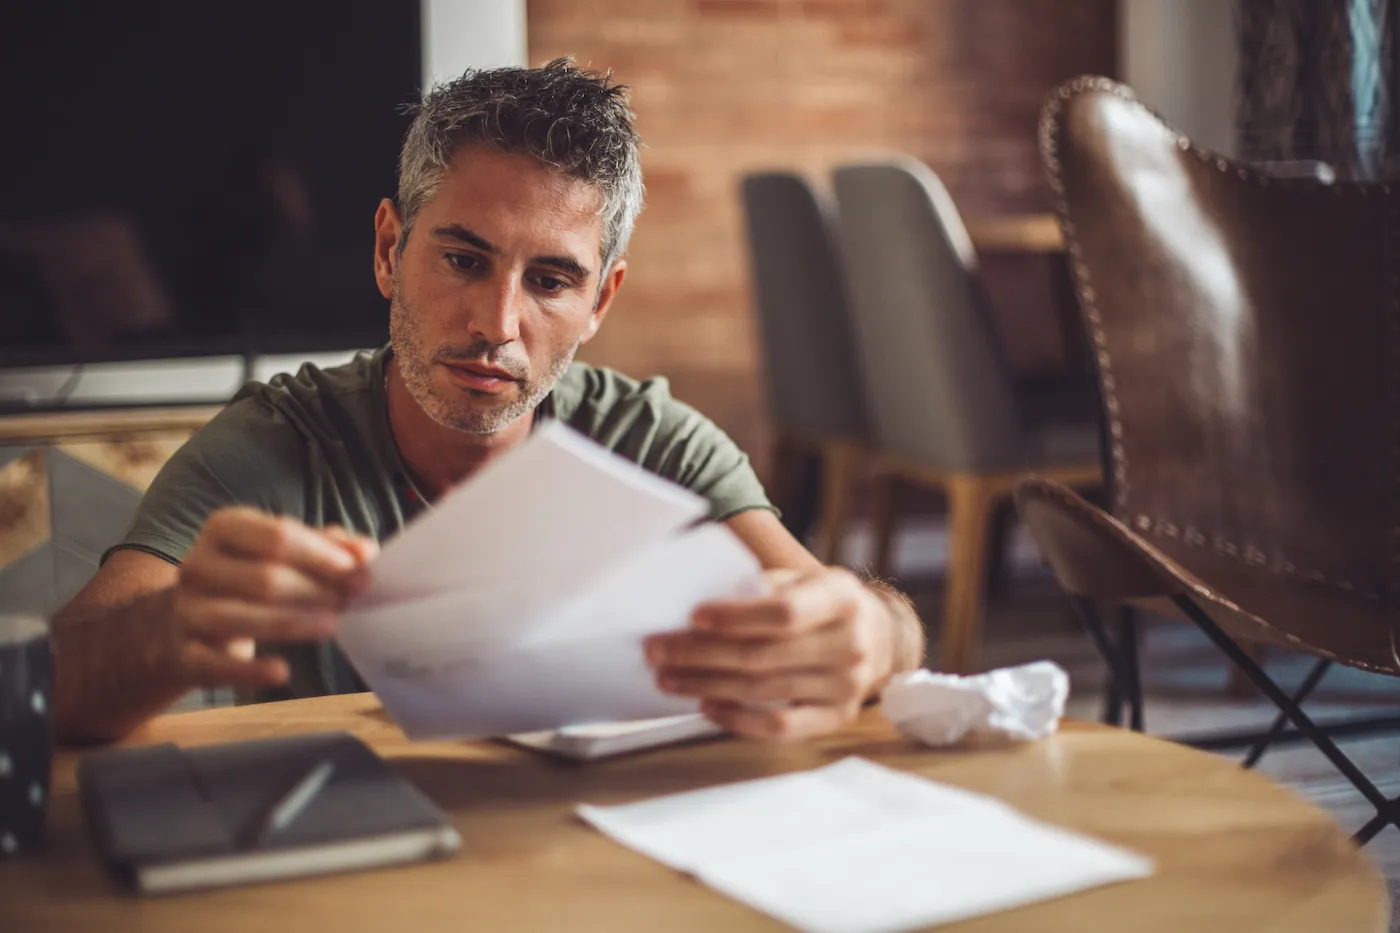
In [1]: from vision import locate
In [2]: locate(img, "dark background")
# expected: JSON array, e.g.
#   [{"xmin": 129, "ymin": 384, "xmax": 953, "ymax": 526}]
[{"xmin": 0, "ymin": 0, "xmax": 420, "ymax": 364}]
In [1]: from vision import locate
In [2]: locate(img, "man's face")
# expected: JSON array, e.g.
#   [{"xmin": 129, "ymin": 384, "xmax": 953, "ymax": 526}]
[{"xmin": 373, "ymin": 147, "xmax": 626, "ymax": 435}]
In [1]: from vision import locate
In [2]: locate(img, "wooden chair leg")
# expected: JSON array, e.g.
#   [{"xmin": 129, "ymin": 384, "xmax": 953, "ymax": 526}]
[
  {"xmin": 939, "ymin": 474, "xmax": 1000, "ymax": 675},
  {"xmin": 868, "ymin": 472, "xmax": 900, "ymax": 579},
  {"xmin": 817, "ymin": 441, "xmax": 859, "ymax": 566}
]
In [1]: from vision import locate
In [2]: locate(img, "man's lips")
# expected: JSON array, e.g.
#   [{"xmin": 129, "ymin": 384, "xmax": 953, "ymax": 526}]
[
  {"xmin": 440, "ymin": 361, "xmax": 521, "ymax": 392},
  {"xmin": 444, "ymin": 361, "xmax": 517, "ymax": 379}
]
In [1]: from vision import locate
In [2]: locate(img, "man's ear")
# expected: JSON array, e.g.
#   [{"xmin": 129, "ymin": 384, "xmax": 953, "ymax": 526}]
[
  {"xmin": 580, "ymin": 259, "xmax": 627, "ymax": 345},
  {"xmin": 373, "ymin": 199, "xmax": 403, "ymax": 300}
]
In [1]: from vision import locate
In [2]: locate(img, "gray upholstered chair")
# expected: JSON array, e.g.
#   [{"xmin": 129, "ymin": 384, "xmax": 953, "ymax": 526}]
[
  {"xmin": 832, "ymin": 158, "xmax": 1101, "ymax": 673},
  {"xmin": 740, "ymin": 172, "xmax": 870, "ymax": 563}
]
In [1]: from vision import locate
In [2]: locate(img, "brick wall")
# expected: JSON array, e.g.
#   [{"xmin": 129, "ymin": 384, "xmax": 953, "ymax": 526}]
[{"xmin": 528, "ymin": 0, "xmax": 1117, "ymax": 474}]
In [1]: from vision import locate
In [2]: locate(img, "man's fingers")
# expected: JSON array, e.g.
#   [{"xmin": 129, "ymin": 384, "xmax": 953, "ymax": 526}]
[
  {"xmin": 700, "ymin": 699, "xmax": 854, "ymax": 742},
  {"xmin": 180, "ymin": 595, "xmax": 337, "ymax": 643},
  {"xmin": 204, "ymin": 508, "xmax": 364, "ymax": 582},
  {"xmin": 658, "ymin": 668, "xmax": 863, "ymax": 705},
  {"xmin": 179, "ymin": 641, "xmax": 290, "ymax": 689},
  {"xmin": 646, "ymin": 627, "xmax": 860, "ymax": 675},
  {"xmin": 693, "ymin": 569, "xmax": 863, "ymax": 637},
  {"xmin": 320, "ymin": 526, "xmax": 377, "ymax": 596},
  {"xmin": 323, "ymin": 525, "xmax": 379, "ymax": 565},
  {"xmin": 166, "ymin": 511, "xmax": 375, "ymax": 694},
  {"xmin": 181, "ymin": 552, "xmax": 345, "ymax": 608}
]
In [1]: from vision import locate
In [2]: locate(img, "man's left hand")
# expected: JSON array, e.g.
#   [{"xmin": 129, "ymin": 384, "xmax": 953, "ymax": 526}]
[{"xmin": 644, "ymin": 567, "xmax": 899, "ymax": 740}]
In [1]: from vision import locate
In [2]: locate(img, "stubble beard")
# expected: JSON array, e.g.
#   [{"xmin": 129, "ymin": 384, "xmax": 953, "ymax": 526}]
[{"xmin": 389, "ymin": 285, "xmax": 579, "ymax": 436}]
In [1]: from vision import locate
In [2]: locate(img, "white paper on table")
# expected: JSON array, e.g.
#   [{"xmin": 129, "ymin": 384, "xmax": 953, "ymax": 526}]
[
  {"xmin": 578, "ymin": 758, "xmax": 1153, "ymax": 933},
  {"xmin": 334, "ymin": 422, "xmax": 768, "ymax": 740}
]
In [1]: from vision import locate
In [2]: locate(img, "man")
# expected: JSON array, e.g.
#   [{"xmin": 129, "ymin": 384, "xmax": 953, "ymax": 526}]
[{"xmin": 54, "ymin": 59, "xmax": 925, "ymax": 744}]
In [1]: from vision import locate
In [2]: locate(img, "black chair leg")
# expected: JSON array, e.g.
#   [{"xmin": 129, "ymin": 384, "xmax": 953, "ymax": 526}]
[
  {"xmin": 1069, "ymin": 597, "xmax": 1144, "ymax": 731},
  {"xmin": 1240, "ymin": 657, "xmax": 1331, "ymax": 770},
  {"xmin": 1354, "ymin": 808, "xmax": 1393, "ymax": 846},
  {"xmin": 1170, "ymin": 595, "xmax": 1400, "ymax": 843},
  {"xmin": 1116, "ymin": 607, "xmax": 1144, "ymax": 732},
  {"xmin": 780, "ymin": 452, "xmax": 823, "ymax": 545},
  {"xmin": 1100, "ymin": 669, "xmax": 1124, "ymax": 727}
]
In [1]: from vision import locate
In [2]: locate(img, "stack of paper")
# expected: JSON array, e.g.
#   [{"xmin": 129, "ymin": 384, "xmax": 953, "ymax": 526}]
[
  {"xmin": 578, "ymin": 758, "xmax": 1153, "ymax": 933},
  {"xmin": 336, "ymin": 422, "xmax": 767, "ymax": 740},
  {"xmin": 507, "ymin": 713, "xmax": 725, "ymax": 760}
]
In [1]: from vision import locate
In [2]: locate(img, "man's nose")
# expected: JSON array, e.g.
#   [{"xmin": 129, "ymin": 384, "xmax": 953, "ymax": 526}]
[{"xmin": 466, "ymin": 274, "xmax": 523, "ymax": 345}]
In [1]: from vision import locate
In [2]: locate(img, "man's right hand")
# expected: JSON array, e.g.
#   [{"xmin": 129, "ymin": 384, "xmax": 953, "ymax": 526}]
[{"xmin": 171, "ymin": 507, "xmax": 377, "ymax": 689}]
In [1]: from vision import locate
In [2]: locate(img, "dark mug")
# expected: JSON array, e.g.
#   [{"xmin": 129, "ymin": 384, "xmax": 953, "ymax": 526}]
[{"xmin": 0, "ymin": 615, "xmax": 52, "ymax": 855}]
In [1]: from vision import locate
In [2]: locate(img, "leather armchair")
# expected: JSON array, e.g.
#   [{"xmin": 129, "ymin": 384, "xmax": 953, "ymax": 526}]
[{"xmin": 1018, "ymin": 76, "xmax": 1400, "ymax": 843}]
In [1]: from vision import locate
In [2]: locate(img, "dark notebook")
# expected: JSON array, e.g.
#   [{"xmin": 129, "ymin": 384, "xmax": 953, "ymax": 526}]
[{"xmin": 78, "ymin": 731, "xmax": 460, "ymax": 895}]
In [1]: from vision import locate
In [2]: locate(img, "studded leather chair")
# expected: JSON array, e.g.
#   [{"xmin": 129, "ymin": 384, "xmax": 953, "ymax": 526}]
[{"xmin": 1017, "ymin": 76, "xmax": 1400, "ymax": 843}]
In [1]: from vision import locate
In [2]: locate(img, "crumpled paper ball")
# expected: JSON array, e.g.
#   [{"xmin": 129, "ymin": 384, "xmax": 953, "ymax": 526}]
[{"xmin": 881, "ymin": 661, "xmax": 1070, "ymax": 747}]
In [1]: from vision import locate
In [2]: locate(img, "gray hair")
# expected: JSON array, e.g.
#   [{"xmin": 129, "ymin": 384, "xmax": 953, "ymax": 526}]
[{"xmin": 395, "ymin": 58, "xmax": 644, "ymax": 273}]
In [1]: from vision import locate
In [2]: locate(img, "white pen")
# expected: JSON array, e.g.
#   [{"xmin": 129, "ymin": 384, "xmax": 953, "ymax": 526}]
[{"xmin": 252, "ymin": 758, "xmax": 336, "ymax": 847}]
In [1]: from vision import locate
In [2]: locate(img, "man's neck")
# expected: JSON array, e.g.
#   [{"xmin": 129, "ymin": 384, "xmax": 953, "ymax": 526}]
[{"xmin": 384, "ymin": 357, "xmax": 534, "ymax": 501}]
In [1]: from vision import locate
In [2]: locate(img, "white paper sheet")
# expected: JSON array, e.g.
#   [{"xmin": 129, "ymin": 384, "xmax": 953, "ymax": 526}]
[
  {"xmin": 578, "ymin": 758, "xmax": 1153, "ymax": 933},
  {"xmin": 354, "ymin": 420, "xmax": 708, "ymax": 610},
  {"xmin": 334, "ymin": 422, "xmax": 768, "ymax": 740}
]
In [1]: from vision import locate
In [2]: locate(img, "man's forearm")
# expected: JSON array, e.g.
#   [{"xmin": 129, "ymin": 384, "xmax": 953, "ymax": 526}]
[{"xmin": 51, "ymin": 587, "xmax": 188, "ymax": 744}]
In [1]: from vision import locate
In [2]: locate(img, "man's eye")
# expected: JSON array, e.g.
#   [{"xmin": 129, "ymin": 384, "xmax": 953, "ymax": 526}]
[
  {"xmin": 445, "ymin": 253, "xmax": 480, "ymax": 272},
  {"xmin": 533, "ymin": 275, "xmax": 569, "ymax": 293}
]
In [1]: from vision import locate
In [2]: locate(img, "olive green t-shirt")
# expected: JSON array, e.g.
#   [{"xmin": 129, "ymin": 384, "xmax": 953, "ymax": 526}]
[{"xmin": 112, "ymin": 345, "xmax": 773, "ymax": 697}]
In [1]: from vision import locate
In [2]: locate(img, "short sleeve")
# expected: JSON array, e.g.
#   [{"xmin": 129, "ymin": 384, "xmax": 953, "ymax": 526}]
[
  {"xmin": 106, "ymin": 399, "xmax": 308, "ymax": 565},
  {"xmin": 560, "ymin": 368, "xmax": 777, "ymax": 522},
  {"xmin": 647, "ymin": 399, "xmax": 776, "ymax": 521}
]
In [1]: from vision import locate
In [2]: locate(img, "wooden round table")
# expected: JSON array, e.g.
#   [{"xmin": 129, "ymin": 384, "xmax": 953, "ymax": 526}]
[{"xmin": 1, "ymin": 695, "xmax": 1387, "ymax": 932}]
